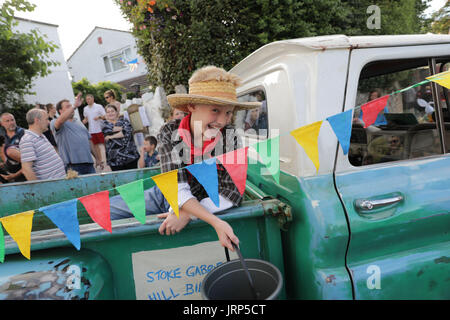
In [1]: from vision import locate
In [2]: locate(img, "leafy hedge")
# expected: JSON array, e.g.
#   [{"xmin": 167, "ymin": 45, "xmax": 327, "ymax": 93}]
[{"xmin": 115, "ymin": 0, "xmax": 430, "ymax": 94}]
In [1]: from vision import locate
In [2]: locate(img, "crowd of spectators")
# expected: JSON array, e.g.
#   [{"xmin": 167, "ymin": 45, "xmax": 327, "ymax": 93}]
[{"xmin": 0, "ymin": 90, "xmax": 177, "ymax": 184}]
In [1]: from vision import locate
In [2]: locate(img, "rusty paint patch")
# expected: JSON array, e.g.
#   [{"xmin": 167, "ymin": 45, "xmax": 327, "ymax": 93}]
[
  {"xmin": 0, "ymin": 259, "xmax": 90, "ymax": 300},
  {"xmin": 325, "ymin": 275, "xmax": 336, "ymax": 285},
  {"xmin": 434, "ymin": 256, "xmax": 450, "ymax": 264},
  {"xmin": 54, "ymin": 259, "xmax": 70, "ymax": 269}
]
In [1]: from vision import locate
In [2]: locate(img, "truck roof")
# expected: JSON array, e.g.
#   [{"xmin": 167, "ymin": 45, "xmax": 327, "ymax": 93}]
[
  {"xmin": 279, "ymin": 34, "xmax": 450, "ymax": 50},
  {"xmin": 231, "ymin": 34, "xmax": 450, "ymax": 73}
]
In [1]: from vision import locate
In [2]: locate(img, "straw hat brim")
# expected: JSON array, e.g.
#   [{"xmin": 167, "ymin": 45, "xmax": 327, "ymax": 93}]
[{"xmin": 167, "ymin": 94, "xmax": 262, "ymax": 113}]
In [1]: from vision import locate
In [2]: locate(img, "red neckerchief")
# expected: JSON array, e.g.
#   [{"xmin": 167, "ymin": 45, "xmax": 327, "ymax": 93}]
[{"xmin": 178, "ymin": 113, "xmax": 223, "ymax": 165}]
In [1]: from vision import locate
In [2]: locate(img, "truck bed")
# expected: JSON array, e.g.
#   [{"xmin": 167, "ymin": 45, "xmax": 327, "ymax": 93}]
[{"xmin": 0, "ymin": 168, "xmax": 290, "ymax": 300}]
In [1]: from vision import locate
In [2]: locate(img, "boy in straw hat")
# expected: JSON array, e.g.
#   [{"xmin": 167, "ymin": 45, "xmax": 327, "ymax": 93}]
[{"xmin": 109, "ymin": 65, "xmax": 260, "ymax": 251}]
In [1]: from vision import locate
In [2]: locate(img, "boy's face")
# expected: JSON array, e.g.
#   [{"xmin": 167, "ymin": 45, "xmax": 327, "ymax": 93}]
[
  {"xmin": 172, "ymin": 109, "xmax": 187, "ymax": 120},
  {"xmin": 143, "ymin": 140, "xmax": 155, "ymax": 153},
  {"xmin": 188, "ymin": 104, "xmax": 235, "ymax": 140}
]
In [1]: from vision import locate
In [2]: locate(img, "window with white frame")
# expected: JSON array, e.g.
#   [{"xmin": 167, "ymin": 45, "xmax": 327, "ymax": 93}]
[{"xmin": 103, "ymin": 47, "xmax": 133, "ymax": 73}]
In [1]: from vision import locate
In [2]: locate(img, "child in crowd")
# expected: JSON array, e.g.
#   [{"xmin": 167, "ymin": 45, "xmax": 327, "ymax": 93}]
[
  {"xmin": 170, "ymin": 107, "xmax": 188, "ymax": 121},
  {"xmin": 109, "ymin": 65, "xmax": 260, "ymax": 250},
  {"xmin": 138, "ymin": 135, "xmax": 159, "ymax": 168}
]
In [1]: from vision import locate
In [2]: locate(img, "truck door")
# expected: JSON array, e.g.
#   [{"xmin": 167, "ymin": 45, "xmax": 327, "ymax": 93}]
[{"xmin": 335, "ymin": 45, "xmax": 450, "ymax": 299}]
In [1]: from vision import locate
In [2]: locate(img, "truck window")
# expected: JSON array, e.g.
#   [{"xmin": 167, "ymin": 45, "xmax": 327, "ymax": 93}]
[
  {"xmin": 235, "ymin": 90, "xmax": 268, "ymax": 138},
  {"xmin": 349, "ymin": 57, "xmax": 450, "ymax": 167}
]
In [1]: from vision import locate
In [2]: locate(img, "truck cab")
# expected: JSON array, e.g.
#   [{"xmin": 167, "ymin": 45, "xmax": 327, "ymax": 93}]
[{"xmin": 232, "ymin": 34, "xmax": 450, "ymax": 299}]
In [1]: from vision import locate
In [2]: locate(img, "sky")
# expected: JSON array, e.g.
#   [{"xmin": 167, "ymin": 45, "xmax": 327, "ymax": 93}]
[
  {"xmin": 2, "ymin": 0, "xmax": 448, "ymax": 61},
  {"xmin": 4, "ymin": 0, "xmax": 133, "ymax": 60}
]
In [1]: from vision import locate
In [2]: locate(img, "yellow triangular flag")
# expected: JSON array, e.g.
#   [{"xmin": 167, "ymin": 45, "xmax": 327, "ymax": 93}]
[
  {"xmin": 427, "ymin": 70, "xmax": 450, "ymax": 90},
  {"xmin": 0, "ymin": 211, "xmax": 34, "ymax": 260},
  {"xmin": 290, "ymin": 121, "xmax": 323, "ymax": 172},
  {"xmin": 151, "ymin": 170, "xmax": 179, "ymax": 218}
]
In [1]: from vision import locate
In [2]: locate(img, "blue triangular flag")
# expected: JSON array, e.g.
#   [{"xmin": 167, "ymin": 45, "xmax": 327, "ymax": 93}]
[
  {"xmin": 185, "ymin": 158, "xmax": 220, "ymax": 207},
  {"xmin": 326, "ymin": 110, "xmax": 353, "ymax": 155},
  {"xmin": 41, "ymin": 199, "xmax": 81, "ymax": 250}
]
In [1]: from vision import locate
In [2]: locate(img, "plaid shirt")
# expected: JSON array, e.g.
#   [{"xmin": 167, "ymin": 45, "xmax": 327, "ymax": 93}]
[{"xmin": 157, "ymin": 119, "xmax": 243, "ymax": 206}]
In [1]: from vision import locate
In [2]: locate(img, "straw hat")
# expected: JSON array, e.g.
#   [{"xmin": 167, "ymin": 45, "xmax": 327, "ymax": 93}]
[{"xmin": 167, "ymin": 66, "xmax": 262, "ymax": 113}]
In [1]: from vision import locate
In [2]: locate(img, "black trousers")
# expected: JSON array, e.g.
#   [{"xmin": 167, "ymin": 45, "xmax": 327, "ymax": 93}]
[{"xmin": 110, "ymin": 159, "xmax": 138, "ymax": 172}]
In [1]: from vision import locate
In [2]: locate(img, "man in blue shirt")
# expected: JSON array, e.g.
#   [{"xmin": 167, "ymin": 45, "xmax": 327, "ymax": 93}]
[{"xmin": 51, "ymin": 93, "xmax": 96, "ymax": 175}]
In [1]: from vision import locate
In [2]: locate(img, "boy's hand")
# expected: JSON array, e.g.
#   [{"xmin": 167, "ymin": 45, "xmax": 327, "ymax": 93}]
[
  {"xmin": 157, "ymin": 211, "xmax": 191, "ymax": 235},
  {"xmin": 211, "ymin": 219, "xmax": 239, "ymax": 251}
]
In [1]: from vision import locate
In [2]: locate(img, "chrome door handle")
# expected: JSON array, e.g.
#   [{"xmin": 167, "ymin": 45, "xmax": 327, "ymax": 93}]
[{"xmin": 355, "ymin": 195, "xmax": 403, "ymax": 211}]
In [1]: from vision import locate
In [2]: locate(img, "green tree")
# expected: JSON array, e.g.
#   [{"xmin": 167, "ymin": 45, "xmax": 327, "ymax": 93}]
[
  {"xmin": 342, "ymin": 0, "xmax": 431, "ymax": 35},
  {"xmin": 429, "ymin": 1, "xmax": 450, "ymax": 34},
  {"xmin": 115, "ymin": 0, "xmax": 431, "ymax": 94},
  {"xmin": 71, "ymin": 78, "xmax": 125, "ymax": 108},
  {"xmin": 0, "ymin": 0, "xmax": 59, "ymax": 111}
]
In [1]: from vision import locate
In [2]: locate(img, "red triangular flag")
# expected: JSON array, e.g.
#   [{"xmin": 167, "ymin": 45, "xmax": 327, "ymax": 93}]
[
  {"xmin": 216, "ymin": 147, "xmax": 249, "ymax": 196},
  {"xmin": 361, "ymin": 95, "xmax": 390, "ymax": 128},
  {"xmin": 78, "ymin": 190, "xmax": 112, "ymax": 233}
]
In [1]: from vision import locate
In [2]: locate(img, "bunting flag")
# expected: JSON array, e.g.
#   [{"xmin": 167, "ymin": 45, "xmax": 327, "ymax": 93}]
[
  {"xmin": 120, "ymin": 57, "xmax": 139, "ymax": 72},
  {"xmin": 0, "ymin": 211, "xmax": 34, "ymax": 260},
  {"xmin": 290, "ymin": 121, "xmax": 323, "ymax": 172},
  {"xmin": 361, "ymin": 95, "xmax": 390, "ymax": 128},
  {"xmin": 79, "ymin": 191, "xmax": 112, "ymax": 233},
  {"xmin": 427, "ymin": 70, "xmax": 450, "ymax": 90},
  {"xmin": 116, "ymin": 180, "xmax": 146, "ymax": 224},
  {"xmin": 152, "ymin": 170, "xmax": 179, "ymax": 218},
  {"xmin": 252, "ymin": 136, "xmax": 280, "ymax": 184},
  {"xmin": 40, "ymin": 199, "xmax": 81, "ymax": 250},
  {"xmin": 216, "ymin": 147, "xmax": 249, "ymax": 196},
  {"xmin": 128, "ymin": 58, "xmax": 139, "ymax": 72},
  {"xmin": 0, "ymin": 223, "xmax": 4, "ymax": 263},
  {"xmin": 186, "ymin": 158, "xmax": 220, "ymax": 207},
  {"xmin": 327, "ymin": 110, "xmax": 353, "ymax": 155}
]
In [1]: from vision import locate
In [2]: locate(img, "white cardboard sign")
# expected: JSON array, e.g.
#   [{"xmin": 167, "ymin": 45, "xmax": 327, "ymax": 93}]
[{"xmin": 132, "ymin": 241, "xmax": 237, "ymax": 300}]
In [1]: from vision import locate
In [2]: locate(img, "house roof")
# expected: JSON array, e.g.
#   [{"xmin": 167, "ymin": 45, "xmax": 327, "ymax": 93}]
[
  {"xmin": 14, "ymin": 16, "xmax": 59, "ymax": 28},
  {"xmin": 67, "ymin": 26, "xmax": 132, "ymax": 62}
]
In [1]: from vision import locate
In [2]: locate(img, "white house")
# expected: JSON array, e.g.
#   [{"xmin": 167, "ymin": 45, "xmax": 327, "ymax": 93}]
[
  {"xmin": 13, "ymin": 17, "xmax": 75, "ymax": 107},
  {"xmin": 67, "ymin": 27, "xmax": 149, "ymax": 93}
]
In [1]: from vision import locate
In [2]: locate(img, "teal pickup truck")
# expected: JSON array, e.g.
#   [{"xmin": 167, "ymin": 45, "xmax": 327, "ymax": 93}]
[{"xmin": 1, "ymin": 34, "xmax": 449, "ymax": 300}]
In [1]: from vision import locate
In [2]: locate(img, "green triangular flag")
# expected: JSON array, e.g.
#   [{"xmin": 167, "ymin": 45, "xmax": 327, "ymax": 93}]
[
  {"xmin": 116, "ymin": 180, "xmax": 146, "ymax": 224},
  {"xmin": 251, "ymin": 136, "xmax": 280, "ymax": 184},
  {"xmin": 0, "ymin": 222, "xmax": 5, "ymax": 263}
]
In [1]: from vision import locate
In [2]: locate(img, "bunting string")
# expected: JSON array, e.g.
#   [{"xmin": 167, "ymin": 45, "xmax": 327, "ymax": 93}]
[{"xmin": 0, "ymin": 71, "xmax": 448, "ymax": 262}]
